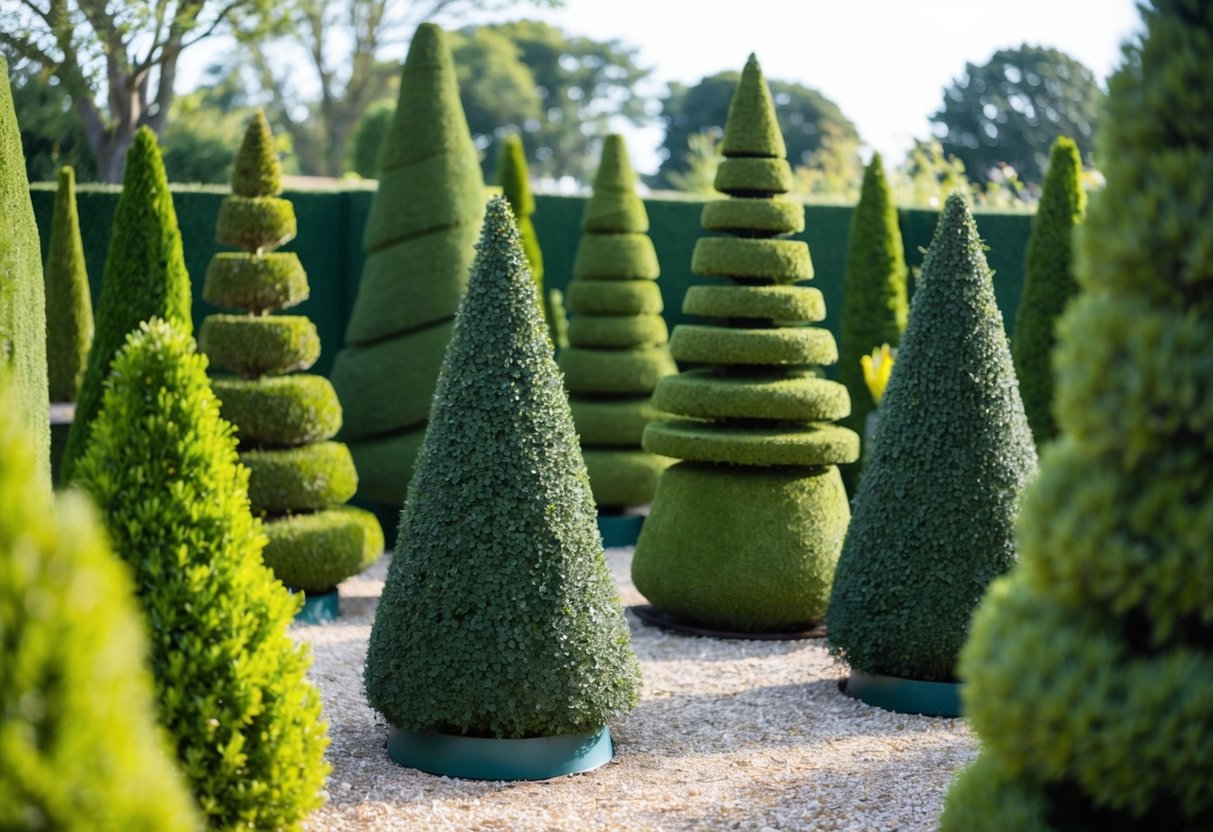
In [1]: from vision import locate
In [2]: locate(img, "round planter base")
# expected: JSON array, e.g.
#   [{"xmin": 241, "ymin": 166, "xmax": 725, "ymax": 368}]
[
  {"xmin": 597, "ymin": 512, "xmax": 645, "ymax": 548},
  {"xmin": 294, "ymin": 589, "xmax": 340, "ymax": 625},
  {"xmin": 630, "ymin": 604, "xmax": 826, "ymax": 641},
  {"xmin": 841, "ymin": 670, "xmax": 962, "ymax": 717},
  {"xmin": 387, "ymin": 725, "xmax": 614, "ymax": 781}
]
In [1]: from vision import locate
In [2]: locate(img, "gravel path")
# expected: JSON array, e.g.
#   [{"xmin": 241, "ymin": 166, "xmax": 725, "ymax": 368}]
[{"xmin": 295, "ymin": 549, "xmax": 977, "ymax": 831}]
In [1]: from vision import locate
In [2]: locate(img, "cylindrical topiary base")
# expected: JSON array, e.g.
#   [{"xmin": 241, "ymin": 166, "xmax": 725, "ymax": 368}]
[
  {"xmin": 294, "ymin": 588, "xmax": 340, "ymax": 625},
  {"xmin": 842, "ymin": 670, "xmax": 962, "ymax": 718},
  {"xmin": 386, "ymin": 726, "xmax": 614, "ymax": 781},
  {"xmin": 597, "ymin": 512, "xmax": 645, "ymax": 548}
]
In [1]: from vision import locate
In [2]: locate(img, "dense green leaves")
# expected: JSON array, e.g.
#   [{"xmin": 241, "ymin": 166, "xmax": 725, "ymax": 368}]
[{"xmin": 43, "ymin": 165, "xmax": 93, "ymax": 403}]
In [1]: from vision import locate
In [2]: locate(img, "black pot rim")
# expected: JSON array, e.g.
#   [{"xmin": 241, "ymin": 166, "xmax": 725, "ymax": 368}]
[{"xmin": 629, "ymin": 604, "xmax": 826, "ymax": 641}]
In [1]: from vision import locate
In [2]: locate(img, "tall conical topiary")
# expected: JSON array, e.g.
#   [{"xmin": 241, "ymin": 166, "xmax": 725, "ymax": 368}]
[
  {"xmin": 631, "ymin": 56, "xmax": 859, "ymax": 634},
  {"xmin": 558, "ymin": 135, "xmax": 677, "ymax": 515},
  {"xmin": 75, "ymin": 319, "xmax": 329, "ymax": 829},
  {"xmin": 495, "ymin": 133, "xmax": 544, "ymax": 318},
  {"xmin": 331, "ymin": 22, "xmax": 485, "ymax": 508},
  {"xmin": 1011, "ymin": 135, "xmax": 1085, "ymax": 447},
  {"xmin": 200, "ymin": 111, "xmax": 382, "ymax": 612},
  {"xmin": 942, "ymin": 2, "xmax": 1213, "ymax": 827},
  {"xmin": 60, "ymin": 125, "xmax": 191, "ymax": 482},
  {"xmin": 837, "ymin": 152, "xmax": 908, "ymax": 489},
  {"xmin": 0, "ymin": 370, "xmax": 201, "ymax": 832},
  {"xmin": 0, "ymin": 56, "xmax": 51, "ymax": 491},
  {"xmin": 827, "ymin": 193, "xmax": 1037, "ymax": 689},
  {"xmin": 364, "ymin": 197, "xmax": 640, "ymax": 747},
  {"xmin": 45, "ymin": 166, "xmax": 93, "ymax": 403}
]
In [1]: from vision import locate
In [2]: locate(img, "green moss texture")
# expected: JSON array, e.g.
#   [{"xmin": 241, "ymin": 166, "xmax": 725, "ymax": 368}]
[
  {"xmin": 827, "ymin": 193, "xmax": 1037, "ymax": 683},
  {"xmin": 44, "ymin": 165, "xmax": 93, "ymax": 404},
  {"xmin": 495, "ymin": 133, "xmax": 545, "ymax": 320},
  {"xmin": 364, "ymin": 197, "xmax": 641, "ymax": 738},
  {"xmin": 942, "ymin": 3, "xmax": 1213, "ymax": 828},
  {"xmin": 632, "ymin": 55, "xmax": 857, "ymax": 632}
]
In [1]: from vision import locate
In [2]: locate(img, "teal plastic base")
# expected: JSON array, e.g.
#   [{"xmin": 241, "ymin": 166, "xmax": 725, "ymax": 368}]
[
  {"xmin": 598, "ymin": 512, "xmax": 644, "ymax": 548},
  {"xmin": 843, "ymin": 670, "xmax": 962, "ymax": 717},
  {"xmin": 294, "ymin": 589, "xmax": 340, "ymax": 624},
  {"xmin": 386, "ymin": 725, "xmax": 614, "ymax": 780}
]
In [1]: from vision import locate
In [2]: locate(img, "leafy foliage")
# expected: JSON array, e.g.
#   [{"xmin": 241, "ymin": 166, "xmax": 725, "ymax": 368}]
[
  {"xmin": 6, "ymin": 59, "xmax": 96, "ymax": 182},
  {"xmin": 43, "ymin": 165, "xmax": 93, "ymax": 403},
  {"xmin": 495, "ymin": 133, "xmax": 544, "ymax": 314}
]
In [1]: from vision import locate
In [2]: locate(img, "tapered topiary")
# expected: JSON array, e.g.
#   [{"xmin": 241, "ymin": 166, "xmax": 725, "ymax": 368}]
[
  {"xmin": 558, "ymin": 135, "xmax": 676, "ymax": 511},
  {"xmin": 45, "ymin": 166, "xmax": 93, "ymax": 403},
  {"xmin": 631, "ymin": 56, "xmax": 858, "ymax": 633},
  {"xmin": 74, "ymin": 319, "xmax": 329, "ymax": 829},
  {"xmin": 364, "ymin": 197, "xmax": 641, "ymax": 739},
  {"xmin": 0, "ymin": 370, "xmax": 201, "ymax": 832},
  {"xmin": 61, "ymin": 125, "xmax": 191, "ymax": 483},
  {"xmin": 1011, "ymin": 136, "xmax": 1085, "ymax": 447},
  {"xmin": 941, "ymin": 2, "xmax": 1213, "ymax": 828},
  {"xmin": 0, "ymin": 57, "xmax": 50, "ymax": 491},
  {"xmin": 495, "ymin": 133, "xmax": 544, "ymax": 317},
  {"xmin": 837, "ymin": 152, "xmax": 907, "ymax": 489},
  {"xmin": 201, "ymin": 111, "xmax": 382, "ymax": 600},
  {"xmin": 331, "ymin": 22, "xmax": 485, "ymax": 508},
  {"xmin": 827, "ymin": 193, "xmax": 1037, "ymax": 683}
]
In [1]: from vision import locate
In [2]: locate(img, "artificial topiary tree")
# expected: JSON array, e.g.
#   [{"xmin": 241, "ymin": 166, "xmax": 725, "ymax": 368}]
[
  {"xmin": 74, "ymin": 319, "xmax": 329, "ymax": 829},
  {"xmin": 495, "ymin": 132, "xmax": 544, "ymax": 318},
  {"xmin": 558, "ymin": 134, "xmax": 677, "ymax": 518},
  {"xmin": 942, "ymin": 2, "xmax": 1213, "ymax": 827},
  {"xmin": 837, "ymin": 152, "xmax": 908, "ymax": 490},
  {"xmin": 0, "ymin": 370, "xmax": 201, "ymax": 832},
  {"xmin": 827, "ymin": 192, "xmax": 1037, "ymax": 690},
  {"xmin": 331, "ymin": 22, "xmax": 485, "ymax": 508},
  {"xmin": 364, "ymin": 197, "xmax": 640, "ymax": 750},
  {"xmin": 200, "ymin": 111, "xmax": 382, "ymax": 611},
  {"xmin": 61, "ymin": 125, "xmax": 191, "ymax": 483},
  {"xmin": 1011, "ymin": 135, "xmax": 1085, "ymax": 447},
  {"xmin": 631, "ymin": 55, "xmax": 859, "ymax": 634}
]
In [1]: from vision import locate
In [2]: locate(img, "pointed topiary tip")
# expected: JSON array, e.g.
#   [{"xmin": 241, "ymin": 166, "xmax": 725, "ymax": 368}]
[
  {"xmin": 593, "ymin": 134, "xmax": 637, "ymax": 192},
  {"xmin": 232, "ymin": 109, "xmax": 282, "ymax": 197},
  {"xmin": 405, "ymin": 21, "xmax": 449, "ymax": 69},
  {"xmin": 57, "ymin": 164, "xmax": 75, "ymax": 189},
  {"xmin": 722, "ymin": 53, "xmax": 787, "ymax": 160},
  {"xmin": 128, "ymin": 125, "xmax": 160, "ymax": 161}
]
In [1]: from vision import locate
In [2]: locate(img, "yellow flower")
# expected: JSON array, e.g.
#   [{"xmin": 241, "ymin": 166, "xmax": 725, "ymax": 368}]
[{"xmin": 861, "ymin": 344, "xmax": 895, "ymax": 405}]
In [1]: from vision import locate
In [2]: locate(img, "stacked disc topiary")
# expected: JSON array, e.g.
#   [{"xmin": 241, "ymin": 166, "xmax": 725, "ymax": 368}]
[
  {"xmin": 631, "ymin": 55, "xmax": 859, "ymax": 635},
  {"xmin": 200, "ymin": 110, "xmax": 382, "ymax": 621},
  {"xmin": 558, "ymin": 134, "xmax": 677, "ymax": 545}
]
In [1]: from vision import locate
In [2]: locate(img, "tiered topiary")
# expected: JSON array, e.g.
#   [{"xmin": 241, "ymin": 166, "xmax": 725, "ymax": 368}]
[
  {"xmin": 0, "ymin": 57, "xmax": 51, "ymax": 491},
  {"xmin": 200, "ymin": 111, "xmax": 382, "ymax": 616},
  {"xmin": 331, "ymin": 22, "xmax": 485, "ymax": 508},
  {"xmin": 495, "ymin": 133, "xmax": 544, "ymax": 320},
  {"xmin": 61, "ymin": 125, "xmax": 191, "ymax": 483},
  {"xmin": 942, "ymin": 2, "xmax": 1213, "ymax": 827},
  {"xmin": 0, "ymin": 370, "xmax": 201, "ymax": 832},
  {"xmin": 558, "ymin": 135, "xmax": 677, "ymax": 533},
  {"xmin": 1011, "ymin": 135, "xmax": 1085, "ymax": 447},
  {"xmin": 837, "ymin": 152, "xmax": 907, "ymax": 489},
  {"xmin": 827, "ymin": 193, "xmax": 1037, "ymax": 714},
  {"xmin": 630, "ymin": 55, "xmax": 858, "ymax": 634},
  {"xmin": 75, "ymin": 319, "xmax": 329, "ymax": 829},
  {"xmin": 364, "ymin": 198, "xmax": 640, "ymax": 779}
]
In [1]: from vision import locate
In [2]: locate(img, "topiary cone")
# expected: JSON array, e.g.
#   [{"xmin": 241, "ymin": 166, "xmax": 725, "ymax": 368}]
[
  {"xmin": 74, "ymin": 319, "xmax": 329, "ymax": 829},
  {"xmin": 941, "ymin": 1, "xmax": 1213, "ymax": 827},
  {"xmin": 631, "ymin": 55, "xmax": 859, "ymax": 634},
  {"xmin": 495, "ymin": 133, "xmax": 545, "ymax": 321},
  {"xmin": 44, "ymin": 165, "xmax": 93, "ymax": 404},
  {"xmin": 558, "ymin": 134, "xmax": 676, "ymax": 512},
  {"xmin": 364, "ymin": 196, "xmax": 641, "ymax": 743},
  {"xmin": 200, "ymin": 110, "xmax": 382, "ymax": 606},
  {"xmin": 331, "ymin": 22, "xmax": 486, "ymax": 509}
]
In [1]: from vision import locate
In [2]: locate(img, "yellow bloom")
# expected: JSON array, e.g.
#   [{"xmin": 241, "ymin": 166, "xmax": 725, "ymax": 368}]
[{"xmin": 861, "ymin": 344, "xmax": 896, "ymax": 405}]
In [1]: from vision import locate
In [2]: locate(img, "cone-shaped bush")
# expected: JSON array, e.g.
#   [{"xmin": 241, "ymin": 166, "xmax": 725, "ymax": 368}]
[
  {"xmin": 74, "ymin": 319, "xmax": 329, "ymax": 829},
  {"xmin": 558, "ymin": 135, "xmax": 676, "ymax": 510},
  {"xmin": 838, "ymin": 153, "xmax": 907, "ymax": 489},
  {"xmin": 331, "ymin": 22, "xmax": 485, "ymax": 508},
  {"xmin": 201, "ymin": 111, "xmax": 382, "ymax": 599},
  {"xmin": 631, "ymin": 56, "xmax": 858, "ymax": 633},
  {"xmin": 827, "ymin": 193, "xmax": 1037, "ymax": 683},
  {"xmin": 364, "ymin": 197, "xmax": 641, "ymax": 738},
  {"xmin": 0, "ymin": 370, "xmax": 201, "ymax": 832},
  {"xmin": 942, "ymin": 2, "xmax": 1213, "ymax": 827},
  {"xmin": 44, "ymin": 166, "xmax": 93, "ymax": 403},
  {"xmin": 495, "ymin": 133, "xmax": 544, "ymax": 318},
  {"xmin": 0, "ymin": 58, "xmax": 50, "ymax": 491},
  {"xmin": 61, "ymin": 126, "xmax": 190, "ymax": 483},
  {"xmin": 1011, "ymin": 136, "xmax": 1085, "ymax": 447}
]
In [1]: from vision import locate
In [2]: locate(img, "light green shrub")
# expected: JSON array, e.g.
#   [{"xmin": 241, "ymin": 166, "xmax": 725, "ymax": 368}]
[{"xmin": 495, "ymin": 133, "xmax": 544, "ymax": 318}]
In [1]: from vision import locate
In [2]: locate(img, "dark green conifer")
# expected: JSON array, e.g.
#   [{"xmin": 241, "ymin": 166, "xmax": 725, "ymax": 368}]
[
  {"xmin": 495, "ymin": 133, "xmax": 544, "ymax": 316},
  {"xmin": 44, "ymin": 166, "xmax": 93, "ymax": 403},
  {"xmin": 364, "ymin": 197, "xmax": 641, "ymax": 738},
  {"xmin": 631, "ymin": 56, "xmax": 858, "ymax": 633},
  {"xmin": 942, "ymin": 2, "xmax": 1213, "ymax": 827}
]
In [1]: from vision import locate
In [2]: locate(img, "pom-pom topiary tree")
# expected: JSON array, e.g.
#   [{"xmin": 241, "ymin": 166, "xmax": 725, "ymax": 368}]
[
  {"xmin": 200, "ymin": 110, "xmax": 382, "ymax": 620},
  {"xmin": 75, "ymin": 319, "xmax": 330, "ymax": 829},
  {"xmin": 631, "ymin": 55, "xmax": 858, "ymax": 635},
  {"xmin": 495, "ymin": 132, "xmax": 544, "ymax": 319},
  {"xmin": 941, "ymin": 2, "xmax": 1213, "ymax": 827},
  {"xmin": 558, "ymin": 134, "xmax": 677, "ymax": 541},
  {"xmin": 364, "ymin": 197, "xmax": 640, "ymax": 779},
  {"xmin": 60, "ymin": 125, "xmax": 191, "ymax": 483},
  {"xmin": 332, "ymin": 22, "xmax": 485, "ymax": 509},
  {"xmin": 1011, "ymin": 135, "xmax": 1085, "ymax": 447},
  {"xmin": 0, "ymin": 370, "xmax": 201, "ymax": 832},
  {"xmin": 827, "ymin": 192, "xmax": 1037, "ymax": 714}
]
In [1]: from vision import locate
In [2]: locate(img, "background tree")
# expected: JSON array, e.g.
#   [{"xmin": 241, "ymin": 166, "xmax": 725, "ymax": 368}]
[
  {"xmin": 891, "ymin": 137, "xmax": 972, "ymax": 209},
  {"xmin": 4, "ymin": 56, "xmax": 96, "ymax": 180},
  {"xmin": 930, "ymin": 44, "xmax": 1101, "ymax": 185}
]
